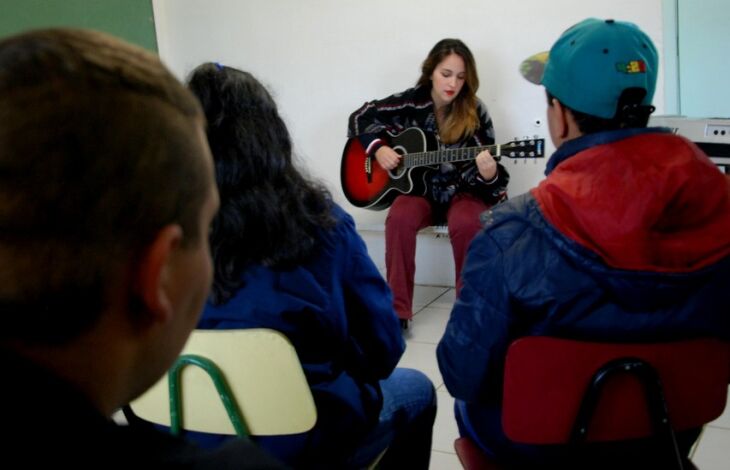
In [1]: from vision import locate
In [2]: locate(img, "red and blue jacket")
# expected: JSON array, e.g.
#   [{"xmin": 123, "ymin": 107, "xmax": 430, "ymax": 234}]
[{"xmin": 438, "ymin": 127, "xmax": 730, "ymax": 407}]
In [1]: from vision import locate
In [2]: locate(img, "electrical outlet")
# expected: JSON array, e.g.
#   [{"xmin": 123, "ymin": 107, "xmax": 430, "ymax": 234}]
[{"xmin": 705, "ymin": 124, "xmax": 730, "ymax": 137}]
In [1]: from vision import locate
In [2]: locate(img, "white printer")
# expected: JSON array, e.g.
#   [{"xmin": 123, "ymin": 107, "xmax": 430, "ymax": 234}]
[{"xmin": 649, "ymin": 116, "xmax": 730, "ymax": 174}]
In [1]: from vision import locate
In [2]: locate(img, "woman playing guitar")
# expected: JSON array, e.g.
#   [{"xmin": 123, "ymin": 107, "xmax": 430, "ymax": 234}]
[{"xmin": 347, "ymin": 38, "xmax": 510, "ymax": 328}]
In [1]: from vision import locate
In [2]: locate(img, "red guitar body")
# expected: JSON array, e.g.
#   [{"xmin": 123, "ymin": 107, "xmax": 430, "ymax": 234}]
[{"xmin": 340, "ymin": 128, "xmax": 437, "ymax": 210}]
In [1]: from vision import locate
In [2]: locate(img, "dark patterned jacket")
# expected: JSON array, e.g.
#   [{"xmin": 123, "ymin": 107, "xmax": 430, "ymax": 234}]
[{"xmin": 347, "ymin": 85, "xmax": 509, "ymax": 215}]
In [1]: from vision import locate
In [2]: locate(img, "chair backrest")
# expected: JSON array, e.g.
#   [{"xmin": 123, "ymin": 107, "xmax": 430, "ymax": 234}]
[
  {"xmin": 501, "ymin": 337, "xmax": 730, "ymax": 444},
  {"xmin": 129, "ymin": 328, "xmax": 317, "ymax": 436}
]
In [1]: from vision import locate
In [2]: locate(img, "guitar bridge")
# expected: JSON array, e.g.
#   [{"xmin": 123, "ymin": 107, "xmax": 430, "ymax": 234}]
[{"xmin": 365, "ymin": 155, "xmax": 372, "ymax": 183}]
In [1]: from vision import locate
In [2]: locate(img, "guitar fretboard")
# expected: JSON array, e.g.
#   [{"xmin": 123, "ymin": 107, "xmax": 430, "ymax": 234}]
[{"xmin": 403, "ymin": 140, "xmax": 542, "ymax": 168}]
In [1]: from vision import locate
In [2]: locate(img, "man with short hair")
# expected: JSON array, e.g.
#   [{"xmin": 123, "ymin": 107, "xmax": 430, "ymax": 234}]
[
  {"xmin": 0, "ymin": 28, "xmax": 282, "ymax": 467},
  {"xmin": 437, "ymin": 18, "xmax": 730, "ymax": 466}
]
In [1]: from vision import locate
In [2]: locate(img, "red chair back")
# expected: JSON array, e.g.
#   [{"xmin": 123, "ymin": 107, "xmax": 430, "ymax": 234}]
[{"xmin": 501, "ymin": 337, "xmax": 730, "ymax": 444}]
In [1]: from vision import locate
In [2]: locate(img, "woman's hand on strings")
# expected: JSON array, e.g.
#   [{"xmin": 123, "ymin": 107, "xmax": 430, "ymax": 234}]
[
  {"xmin": 374, "ymin": 146, "xmax": 402, "ymax": 171},
  {"xmin": 476, "ymin": 150, "xmax": 498, "ymax": 181}
]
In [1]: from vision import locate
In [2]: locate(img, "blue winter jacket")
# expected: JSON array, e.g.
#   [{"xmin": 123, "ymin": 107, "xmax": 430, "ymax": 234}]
[
  {"xmin": 198, "ymin": 203, "xmax": 405, "ymax": 459},
  {"xmin": 437, "ymin": 128, "xmax": 730, "ymax": 417}
]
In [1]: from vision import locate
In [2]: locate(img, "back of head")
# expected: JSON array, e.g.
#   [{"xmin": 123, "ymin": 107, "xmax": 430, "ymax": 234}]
[
  {"xmin": 187, "ymin": 63, "xmax": 333, "ymax": 305},
  {"xmin": 187, "ymin": 63, "xmax": 293, "ymax": 188},
  {"xmin": 522, "ymin": 18, "xmax": 658, "ymax": 131},
  {"xmin": 0, "ymin": 29, "xmax": 208, "ymax": 345}
]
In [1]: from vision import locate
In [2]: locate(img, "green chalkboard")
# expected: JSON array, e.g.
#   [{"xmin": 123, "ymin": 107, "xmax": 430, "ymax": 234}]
[{"xmin": 0, "ymin": 0, "xmax": 157, "ymax": 51}]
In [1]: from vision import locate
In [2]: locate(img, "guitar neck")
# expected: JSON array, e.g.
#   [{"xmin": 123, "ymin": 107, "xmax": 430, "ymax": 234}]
[{"xmin": 403, "ymin": 144, "xmax": 499, "ymax": 168}]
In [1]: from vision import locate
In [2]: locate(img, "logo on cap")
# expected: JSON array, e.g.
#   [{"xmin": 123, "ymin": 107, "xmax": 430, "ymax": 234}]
[{"xmin": 616, "ymin": 60, "xmax": 647, "ymax": 74}]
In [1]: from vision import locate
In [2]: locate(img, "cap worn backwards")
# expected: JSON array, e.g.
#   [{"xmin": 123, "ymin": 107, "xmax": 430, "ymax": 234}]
[{"xmin": 520, "ymin": 18, "xmax": 658, "ymax": 119}]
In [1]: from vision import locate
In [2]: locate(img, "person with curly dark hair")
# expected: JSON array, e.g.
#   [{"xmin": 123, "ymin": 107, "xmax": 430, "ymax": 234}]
[{"xmin": 186, "ymin": 63, "xmax": 437, "ymax": 469}]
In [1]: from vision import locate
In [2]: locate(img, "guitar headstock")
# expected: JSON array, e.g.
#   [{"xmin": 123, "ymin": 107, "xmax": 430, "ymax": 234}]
[{"xmin": 498, "ymin": 137, "xmax": 545, "ymax": 159}]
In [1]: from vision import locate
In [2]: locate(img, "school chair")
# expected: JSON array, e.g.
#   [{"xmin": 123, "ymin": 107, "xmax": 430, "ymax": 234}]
[
  {"xmin": 454, "ymin": 336, "xmax": 730, "ymax": 469},
  {"xmin": 126, "ymin": 328, "xmax": 317, "ymax": 438}
]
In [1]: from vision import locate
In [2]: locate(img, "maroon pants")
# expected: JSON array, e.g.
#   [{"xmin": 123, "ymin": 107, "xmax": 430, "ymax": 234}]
[{"xmin": 385, "ymin": 193, "xmax": 489, "ymax": 320}]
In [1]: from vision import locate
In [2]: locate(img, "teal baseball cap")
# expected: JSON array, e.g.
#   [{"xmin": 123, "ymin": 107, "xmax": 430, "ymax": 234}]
[{"xmin": 520, "ymin": 18, "xmax": 658, "ymax": 119}]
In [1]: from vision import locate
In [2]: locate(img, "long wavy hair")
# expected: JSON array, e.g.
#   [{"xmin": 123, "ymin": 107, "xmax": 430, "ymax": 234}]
[
  {"xmin": 187, "ymin": 63, "xmax": 334, "ymax": 305},
  {"xmin": 417, "ymin": 38, "xmax": 480, "ymax": 144}
]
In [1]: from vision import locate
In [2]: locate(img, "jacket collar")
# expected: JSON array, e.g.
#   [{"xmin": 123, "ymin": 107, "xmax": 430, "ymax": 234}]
[{"xmin": 546, "ymin": 127, "xmax": 673, "ymax": 175}]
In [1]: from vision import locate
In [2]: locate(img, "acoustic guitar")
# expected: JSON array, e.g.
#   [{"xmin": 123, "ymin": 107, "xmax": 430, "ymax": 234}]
[{"xmin": 340, "ymin": 127, "xmax": 545, "ymax": 210}]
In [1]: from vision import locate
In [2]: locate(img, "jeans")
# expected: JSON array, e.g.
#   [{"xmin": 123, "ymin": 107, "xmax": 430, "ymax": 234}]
[
  {"xmin": 162, "ymin": 368, "xmax": 436, "ymax": 468},
  {"xmin": 345, "ymin": 367, "xmax": 437, "ymax": 469}
]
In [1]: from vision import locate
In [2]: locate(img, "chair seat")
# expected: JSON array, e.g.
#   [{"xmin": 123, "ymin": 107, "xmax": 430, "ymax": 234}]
[
  {"xmin": 503, "ymin": 337, "xmax": 730, "ymax": 444},
  {"xmin": 128, "ymin": 328, "xmax": 317, "ymax": 436},
  {"xmin": 453, "ymin": 337, "xmax": 730, "ymax": 469}
]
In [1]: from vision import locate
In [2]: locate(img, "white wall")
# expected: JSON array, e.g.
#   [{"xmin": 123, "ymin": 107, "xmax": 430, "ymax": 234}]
[{"xmin": 152, "ymin": 0, "xmax": 665, "ymax": 284}]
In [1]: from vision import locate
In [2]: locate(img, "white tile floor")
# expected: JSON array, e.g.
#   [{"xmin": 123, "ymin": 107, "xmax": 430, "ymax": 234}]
[{"xmin": 398, "ymin": 285, "xmax": 730, "ymax": 470}]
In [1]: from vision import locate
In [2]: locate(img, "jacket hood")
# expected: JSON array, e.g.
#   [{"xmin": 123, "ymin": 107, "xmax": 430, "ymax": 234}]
[{"xmin": 532, "ymin": 130, "xmax": 730, "ymax": 273}]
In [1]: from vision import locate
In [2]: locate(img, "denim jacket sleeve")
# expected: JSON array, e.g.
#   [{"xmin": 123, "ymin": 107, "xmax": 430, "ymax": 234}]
[
  {"xmin": 436, "ymin": 228, "xmax": 514, "ymax": 403},
  {"xmin": 340, "ymin": 212, "xmax": 406, "ymax": 381}
]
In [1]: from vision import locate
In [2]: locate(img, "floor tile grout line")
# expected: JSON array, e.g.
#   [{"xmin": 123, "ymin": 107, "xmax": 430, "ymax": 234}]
[
  {"xmin": 431, "ymin": 449, "xmax": 457, "ymax": 455},
  {"xmin": 424, "ymin": 287, "xmax": 452, "ymax": 309},
  {"xmin": 413, "ymin": 305, "xmax": 429, "ymax": 315},
  {"xmin": 415, "ymin": 305, "xmax": 454, "ymax": 313},
  {"xmin": 705, "ymin": 424, "xmax": 730, "ymax": 431},
  {"xmin": 405, "ymin": 339, "xmax": 440, "ymax": 346}
]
